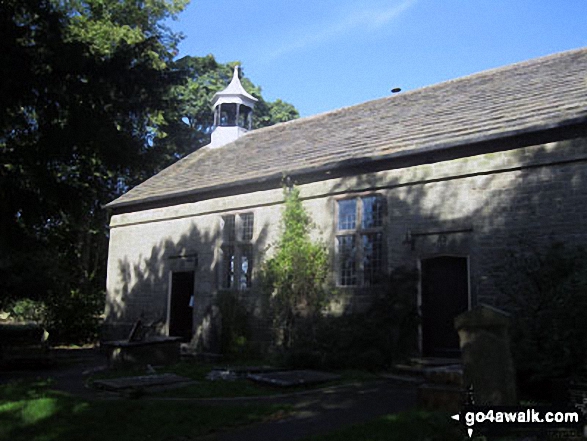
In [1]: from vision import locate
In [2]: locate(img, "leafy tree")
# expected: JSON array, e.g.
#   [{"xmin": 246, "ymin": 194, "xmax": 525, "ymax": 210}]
[
  {"xmin": 261, "ymin": 186, "xmax": 331, "ymax": 349},
  {"xmin": 496, "ymin": 241, "xmax": 587, "ymax": 396},
  {"xmin": 0, "ymin": 0, "xmax": 186, "ymax": 341},
  {"xmin": 155, "ymin": 54, "xmax": 299, "ymax": 164},
  {"xmin": 0, "ymin": 0, "xmax": 298, "ymax": 342}
]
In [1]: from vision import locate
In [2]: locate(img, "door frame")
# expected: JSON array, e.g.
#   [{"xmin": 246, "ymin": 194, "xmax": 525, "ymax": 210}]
[
  {"xmin": 166, "ymin": 270, "xmax": 196, "ymax": 338},
  {"xmin": 416, "ymin": 254, "xmax": 471, "ymax": 356}
]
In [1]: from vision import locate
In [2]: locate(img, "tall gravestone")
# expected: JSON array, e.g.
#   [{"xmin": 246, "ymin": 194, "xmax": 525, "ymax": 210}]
[{"xmin": 454, "ymin": 304, "xmax": 517, "ymax": 405}]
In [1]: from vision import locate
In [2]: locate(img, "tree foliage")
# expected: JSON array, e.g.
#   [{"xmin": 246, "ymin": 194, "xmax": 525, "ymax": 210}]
[
  {"xmin": 0, "ymin": 0, "xmax": 298, "ymax": 342},
  {"xmin": 497, "ymin": 241, "xmax": 587, "ymax": 390},
  {"xmin": 280, "ymin": 268, "xmax": 419, "ymax": 371},
  {"xmin": 261, "ymin": 186, "xmax": 331, "ymax": 349},
  {"xmin": 156, "ymin": 54, "xmax": 299, "ymax": 164}
]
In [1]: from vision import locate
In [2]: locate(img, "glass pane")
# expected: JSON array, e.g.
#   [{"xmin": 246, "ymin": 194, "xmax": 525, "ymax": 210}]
[
  {"xmin": 337, "ymin": 235, "xmax": 357, "ymax": 286},
  {"xmin": 223, "ymin": 215, "xmax": 236, "ymax": 242},
  {"xmin": 363, "ymin": 233, "xmax": 383, "ymax": 286},
  {"xmin": 239, "ymin": 245, "xmax": 253, "ymax": 289},
  {"xmin": 219, "ymin": 103, "xmax": 237, "ymax": 126},
  {"xmin": 362, "ymin": 196, "xmax": 384, "ymax": 229},
  {"xmin": 238, "ymin": 105, "xmax": 251, "ymax": 128},
  {"xmin": 240, "ymin": 213, "xmax": 254, "ymax": 241},
  {"xmin": 337, "ymin": 199, "xmax": 357, "ymax": 231},
  {"xmin": 222, "ymin": 246, "xmax": 235, "ymax": 289}
]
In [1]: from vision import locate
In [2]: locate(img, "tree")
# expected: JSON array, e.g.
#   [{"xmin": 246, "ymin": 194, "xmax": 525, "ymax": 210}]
[
  {"xmin": 0, "ymin": 0, "xmax": 298, "ymax": 342},
  {"xmin": 497, "ymin": 241, "xmax": 587, "ymax": 389},
  {"xmin": 0, "ymin": 0, "xmax": 186, "ymax": 341},
  {"xmin": 154, "ymin": 54, "xmax": 299, "ymax": 164},
  {"xmin": 261, "ymin": 186, "xmax": 331, "ymax": 349}
]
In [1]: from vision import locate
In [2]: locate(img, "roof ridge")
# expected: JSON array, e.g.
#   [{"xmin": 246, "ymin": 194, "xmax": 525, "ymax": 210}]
[
  {"xmin": 221, "ymin": 46, "xmax": 587, "ymax": 144},
  {"xmin": 107, "ymin": 46, "xmax": 587, "ymax": 210}
]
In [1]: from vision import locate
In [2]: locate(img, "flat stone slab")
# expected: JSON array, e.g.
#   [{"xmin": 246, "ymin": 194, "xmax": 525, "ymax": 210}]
[
  {"xmin": 101, "ymin": 336, "xmax": 182, "ymax": 348},
  {"xmin": 207, "ymin": 366, "xmax": 282, "ymax": 381},
  {"xmin": 247, "ymin": 370, "xmax": 341, "ymax": 387},
  {"xmin": 93, "ymin": 373, "xmax": 192, "ymax": 391},
  {"xmin": 424, "ymin": 364, "xmax": 463, "ymax": 386}
]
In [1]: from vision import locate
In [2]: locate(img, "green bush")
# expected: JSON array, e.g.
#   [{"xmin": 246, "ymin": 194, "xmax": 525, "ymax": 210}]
[
  {"xmin": 282, "ymin": 348, "xmax": 323, "ymax": 370},
  {"xmin": 261, "ymin": 186, "xmax": 333, "ymax": 349},
  {"xmin": 279, "ymin": 267, "xmax": 419, "ymax": 371},
  {"xmin": 3, "ymin": 299, "xmax": 47, "ymax": 323},
  {"xmin": 497, "ymin": 241, "xmax": 587, "ymax": 393},
  {"xmin": 1, "ymin": 288, "xmax": 103, "ymax": 345},
  {"xmin": 44, "ymin": 288, "xmax": 104, "ymax": 344},
  {"xmin": 261, "ymin": 186, "xmax": 419, "ymax": 371},
  {"xmin": 216, "ymin": 290, "xmax": 256, "ymax": 359}
]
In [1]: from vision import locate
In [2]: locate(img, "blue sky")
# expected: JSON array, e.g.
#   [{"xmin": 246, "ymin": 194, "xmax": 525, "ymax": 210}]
[{"xmin": 168, "ymin": 0, "xmax": 587, "ymax": 118}]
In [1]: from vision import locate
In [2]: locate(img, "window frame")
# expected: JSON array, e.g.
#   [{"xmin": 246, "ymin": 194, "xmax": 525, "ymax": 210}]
[
  {"xmin": 335, "ymin": 193, "xmax": 386, "ymax": 287},
  {"xmin": 220, "ymin": 212, "xmax": 254, "ymax": 290}
]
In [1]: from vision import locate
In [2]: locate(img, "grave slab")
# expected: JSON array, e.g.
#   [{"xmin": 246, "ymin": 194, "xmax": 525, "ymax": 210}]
[
  {"xmin": 207, "ymin": 365, "xmax": 283, "ymax": 381},
  {"xmin": 93, "ymin": 373, "xmax": 192, "ymax": 391},
  {"xmin": 247, "ymin": 370, "xmax": 341, "ymax": 387}
]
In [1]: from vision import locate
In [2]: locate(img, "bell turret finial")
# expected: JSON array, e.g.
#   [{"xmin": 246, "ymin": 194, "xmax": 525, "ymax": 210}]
[{"xmin": 209, "ymin": 64, "xmax": 258, "ymax": 149}]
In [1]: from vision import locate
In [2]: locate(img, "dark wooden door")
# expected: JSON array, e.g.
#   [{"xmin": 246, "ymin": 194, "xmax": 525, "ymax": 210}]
[
  {"xmin": 421, "ymin": 256, "xmax": 468, "ymax": 358},
  {"xmin": 169, "ymin": 271, "xmax": 194, "ymax": 341}
]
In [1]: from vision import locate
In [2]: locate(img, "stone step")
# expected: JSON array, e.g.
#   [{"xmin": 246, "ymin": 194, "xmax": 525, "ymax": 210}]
[
  {"xmin": 394, "ymin": 357, "xmax": 462, "ymax": 383},
  {"xmin": 424, "ymin": 364, "xmax": 464, "ymax": 387},
  {"xmin": 409, "ymin": 357, "xmax": 461, "ymax": 367}
]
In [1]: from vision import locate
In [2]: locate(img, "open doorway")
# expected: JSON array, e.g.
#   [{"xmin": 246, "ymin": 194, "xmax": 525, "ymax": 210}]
[
  {"xmin": 420, "ymin": 256, "xmax": 469, "ymax": 358},
  {"xmin": 168, "ymin": 271, "xmax": 194, "ymax": 341}
]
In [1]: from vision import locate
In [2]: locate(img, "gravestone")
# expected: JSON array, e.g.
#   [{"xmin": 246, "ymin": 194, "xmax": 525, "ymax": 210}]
[{"xmin": 454, "ymin": 304, "xmax": 517, "ymax": 405}]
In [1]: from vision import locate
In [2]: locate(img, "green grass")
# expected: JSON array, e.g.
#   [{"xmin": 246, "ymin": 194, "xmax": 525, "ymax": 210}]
[
  {"xmin": 89, "ymin": 361, "xmax": 380, "ymax": 399},
  {"xmin": 300, "ymin": 410, "xmax": 550, "ymax": 441},
  {"xmin": 301, "ymin": 410, "xmax": 465, "ymax": 441},
  {"xmin": 0, "ymin": 380, "xmax": 290, "ymax": 441}
]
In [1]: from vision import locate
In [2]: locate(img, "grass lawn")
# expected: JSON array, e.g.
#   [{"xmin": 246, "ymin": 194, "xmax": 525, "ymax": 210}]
[
  {"xmin": 89, "ymin": 361, "xmax": 379, "ymax": 399},
  {"xmin": 0, "ymin": 379, "xmax": 290, "ymax": 441},
  {"xmin": 300, "ymin": 410, "xmax": 559, "ymax": 441},
  {"xmin": 301, "ymin": 410, "xmax": 465, "ymax": 441}
]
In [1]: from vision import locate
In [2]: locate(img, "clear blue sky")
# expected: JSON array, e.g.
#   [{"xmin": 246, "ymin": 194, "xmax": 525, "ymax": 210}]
[{"xmin": 168, "ymin": 0, "xmax": 587, "ymax": 118}]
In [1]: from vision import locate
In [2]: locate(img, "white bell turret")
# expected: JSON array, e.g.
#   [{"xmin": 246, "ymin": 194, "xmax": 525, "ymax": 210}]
[{"xmin": 209, "ymin": 66, "xmax": 258, "ymax": 148}]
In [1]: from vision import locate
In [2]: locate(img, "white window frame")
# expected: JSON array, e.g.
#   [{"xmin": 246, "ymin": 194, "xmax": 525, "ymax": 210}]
[
  {"xmin": 220, "ymin": 212, "xmax": 254, "ymax": 290},
  {"xmin": 335, "ymin": 194, "xmax": 385, "ymax": 287}
]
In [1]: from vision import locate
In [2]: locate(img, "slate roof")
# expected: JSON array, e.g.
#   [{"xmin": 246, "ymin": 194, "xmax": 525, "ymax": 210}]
[{"xmin": 107, "ymin": 47, "xmax": 587, "ymax": 210}]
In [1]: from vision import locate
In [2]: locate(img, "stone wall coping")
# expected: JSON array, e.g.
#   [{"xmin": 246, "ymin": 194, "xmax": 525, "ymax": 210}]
[
  {"xmin": 101, "ymin": 336, "xmax": 182, "ymax": 348},
  {"xmin": 454, "ymin": 304, "xmax": 510, "ymax": 331}
]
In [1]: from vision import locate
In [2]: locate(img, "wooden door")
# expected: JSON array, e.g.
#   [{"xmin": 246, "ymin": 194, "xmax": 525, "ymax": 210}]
[
  {"xmin": 169, "ymin": 271, "xmax": 194, "ymax": 341},
  {"xmin": 421, "ymin": 256, "xmax": 469, "ymax": 358}
]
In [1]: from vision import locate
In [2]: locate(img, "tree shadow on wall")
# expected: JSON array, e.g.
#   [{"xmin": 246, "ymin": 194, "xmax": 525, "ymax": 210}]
[
  {"xmin": 301, "ymin": 136, "xmax": 587, "ymax": 367},
  {"xmin": 103, "ymin": 217, "xmax": 268, "ymax": 352},
  {"xmin": 102, "ymin": 136, "xmax": 587, "ymax": 366}
]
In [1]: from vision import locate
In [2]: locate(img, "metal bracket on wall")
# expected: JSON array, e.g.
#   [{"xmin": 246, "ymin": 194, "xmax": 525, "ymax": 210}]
[
  {"xmin": 168, "ymin": 253, "xmax": 198, "ymax": 267},
  {"xmin": 403, "ymin": 227, "xmax": 474, "ymax": 251}
]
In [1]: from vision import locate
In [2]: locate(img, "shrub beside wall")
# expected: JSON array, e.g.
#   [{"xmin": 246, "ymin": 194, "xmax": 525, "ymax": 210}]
[
  {"xmin": 497, "ymin": 241, "xmax": 587, "ymax": 398},
  {"xmin": 286, "ymin": 267, "xmax": 419, "ymax": 371},
  {"xmin": 216, "ymin": 290, "xmax": 256, "ymax": 359}
]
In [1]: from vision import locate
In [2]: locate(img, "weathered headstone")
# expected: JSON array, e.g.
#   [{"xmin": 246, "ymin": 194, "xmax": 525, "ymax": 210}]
[{"xmin": 454, "ymin": 304, "xmax": 517, "ymax": 405}]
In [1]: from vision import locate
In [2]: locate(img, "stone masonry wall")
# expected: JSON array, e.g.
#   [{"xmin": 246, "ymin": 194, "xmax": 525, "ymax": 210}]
[{"xmin": 104, "ymin": 136, "xmax": 587, "ymax": 349}]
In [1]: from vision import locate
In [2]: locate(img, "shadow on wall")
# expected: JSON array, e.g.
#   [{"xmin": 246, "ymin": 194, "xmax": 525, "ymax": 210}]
[
  {"xmin": 327, "ymin": 137, "xmax": 587, "ymax": 307},
  {"xmin": 103, "ymin": 215, "xmax": 270, "ymax": 352},
  {"xmin": 320, "ymin": 137, "xmax": 587, "ymax": 361},
  {"xmin": 102, "ymin": 136, "xmax": 587, "ymax": 359}
]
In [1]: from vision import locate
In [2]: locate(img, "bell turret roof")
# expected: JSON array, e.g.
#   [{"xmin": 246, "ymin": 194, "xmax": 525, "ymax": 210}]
[{"xmin": 211, "ymin": 66, "xmax": 258, "ymax": 108}]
